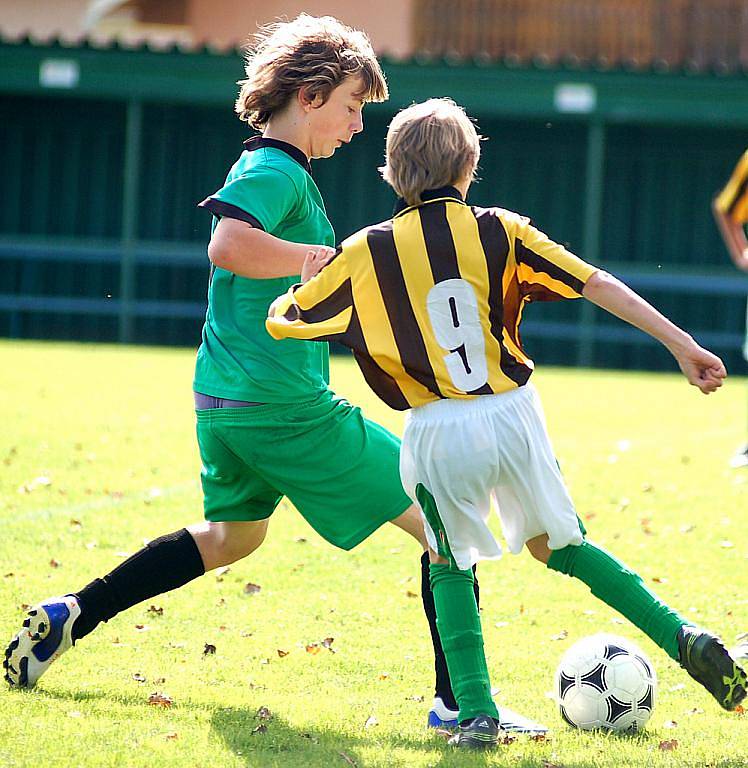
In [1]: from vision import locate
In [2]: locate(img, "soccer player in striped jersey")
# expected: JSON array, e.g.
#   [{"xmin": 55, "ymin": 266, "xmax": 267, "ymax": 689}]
[
  {"xmin": 713, "ymin": 149, "xmax": 748, "ymax": 470},
  {"xmin": 268, "ymin": 98, "xmax": 746, "ymax": 749}
]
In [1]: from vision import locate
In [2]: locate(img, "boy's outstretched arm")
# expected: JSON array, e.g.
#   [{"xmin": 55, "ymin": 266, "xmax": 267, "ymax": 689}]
[{"xmin": 582, "ymin": 270, "xmax": 727, "ymax": 394}]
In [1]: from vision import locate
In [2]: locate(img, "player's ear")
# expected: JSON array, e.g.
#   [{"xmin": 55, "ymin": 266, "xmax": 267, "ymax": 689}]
[{"xmin": 298, "ymin": 87, "xmax": 322, "ymax": 111}]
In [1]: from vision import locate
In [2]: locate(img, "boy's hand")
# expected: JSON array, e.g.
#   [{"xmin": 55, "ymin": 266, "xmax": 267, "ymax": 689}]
[
  {"xmin": 672, "ymin": 342, "xmax": 727, "ymax": 394},
  {"xmin": 301, "ymin": 247, "xmax": 336, "ymax": 283}
]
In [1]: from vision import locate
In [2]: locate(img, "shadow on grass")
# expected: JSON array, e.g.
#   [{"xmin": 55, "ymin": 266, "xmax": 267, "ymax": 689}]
[{"xmin": 211, "ymin": 704, "xmax": 486, "ymax": 768}]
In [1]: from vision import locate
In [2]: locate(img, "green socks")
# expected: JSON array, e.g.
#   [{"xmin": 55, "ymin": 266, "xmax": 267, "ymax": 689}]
[
  {"xmin": 547, "ymin": 540, "xmax": 686, "ymax": 660},
  {"xmin": 429, "ymin": 563, "xmax": 498, "ymax": 722}
]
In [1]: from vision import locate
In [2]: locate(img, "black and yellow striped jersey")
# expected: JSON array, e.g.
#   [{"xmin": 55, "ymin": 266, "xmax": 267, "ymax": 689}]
[
  {"xmin": 267, "ymin": 186, "xmax": 598, "ymax": 410},
  {"xmin": 715, "ymin": 150, "xmax": 748, "ymax": 224}
]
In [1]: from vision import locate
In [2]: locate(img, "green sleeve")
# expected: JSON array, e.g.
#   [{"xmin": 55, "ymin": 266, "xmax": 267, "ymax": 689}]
[{"xmin": 202, "ymin": 165, "xmax": 300, "ymax": 234}]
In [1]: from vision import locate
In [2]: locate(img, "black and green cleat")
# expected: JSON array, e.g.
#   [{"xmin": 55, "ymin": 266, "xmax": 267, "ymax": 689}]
[
  {"xmin": 677, "ymin": 625, "xmax": 747, "ymax": 711},
  {"xmin": 447, "ymin": 714, "xmax": 500, "ymax": 751}
]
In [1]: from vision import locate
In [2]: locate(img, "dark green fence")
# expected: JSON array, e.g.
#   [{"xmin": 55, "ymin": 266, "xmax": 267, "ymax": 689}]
[{"xmin": 1, "ymin": 37, "xmax": 746, "ymax": 373}]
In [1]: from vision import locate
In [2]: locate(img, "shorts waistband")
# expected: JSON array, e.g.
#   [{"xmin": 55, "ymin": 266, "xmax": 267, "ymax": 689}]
[
  {"xmin": 194, "ymin": 392, "xmax": 264, "ymax": 409},
  {"xmin": 409, "ymin": 384, "xmax": 534, "ymax": 422}
]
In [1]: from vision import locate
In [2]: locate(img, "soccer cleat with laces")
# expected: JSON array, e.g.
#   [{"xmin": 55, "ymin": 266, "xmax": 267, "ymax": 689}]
[
  {"xmin": 677, "ymin": 625, "xmax": 747, "ymax": 711},
  {"xmin": 427, "ymin": 695, "xmax": 548, "ymax": 734},
  {"xmin": 3, "ymin": 596, "xmax": 81, "ymax": 689},
  {"xmin": 447, "ymin": 714, "xmax": 500, "ymax": 750}
]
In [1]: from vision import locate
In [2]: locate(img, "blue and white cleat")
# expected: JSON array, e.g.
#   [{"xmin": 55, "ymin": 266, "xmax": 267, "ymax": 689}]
[
  {"xmin": 3, "ymin": 596, "xmax": 81, "ymax": 688},
  {"xmin": 427, "ymin": 695, "xmax": 548, "ymax": 734}
]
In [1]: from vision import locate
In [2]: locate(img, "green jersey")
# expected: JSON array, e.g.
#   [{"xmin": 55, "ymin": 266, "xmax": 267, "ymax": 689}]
[{"xmin": 194, "ymin": 137, "xmax": 335, "ymax": 403}]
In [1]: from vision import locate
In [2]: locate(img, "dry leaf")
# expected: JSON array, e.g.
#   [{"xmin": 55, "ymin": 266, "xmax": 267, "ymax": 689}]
[
  {"xmin": 663, "ymin": 720, "xmax": 678, "ymax": 728},
  {"xmin": 652, "ymin": 577, "xmax": 667, "ymax": 584},
  {"xmin": 306, "ymin": 643, "xmax": 321, "ymax": 655},
  {"xmin": 364, "ymin": 715, "xmax": 378, "ymax": 728},
  {"xmin": 531, "ymin": 733, "xmax": 549, "ymax": 742},
  {"xmin": 243, "ymin": 583, "xmax": 262, "ymax": 595},
  {"xmin": 69, "ymin": 519, "xmax": 82, "ymax": 529},
  {"xmin": 49, "ymin": 559, "xmax": 61, "ymax": 569},
  {"xmin": 407, "ymin": 694, "xmax": 425, "ymax": 702},
  {"xmin": 378, "ymin": 673, "xmax": 390, "ymax": 681},
  {"xmin": 203, "ymin": 643, "xmax": 217, "ymax": 655},
  {"xmin": 295, "ymin": 537, "xmax": 307, "ymax": 544},
  {"xmin": 164, "ymin": 732, "xmax": 178, "ymax": 741},
  {"xmin": 542, "ymin": 761, "xmax": 563, "ymax": 768},
  {"xmin": 735, "ymin": 705, "xmax": 745, "ymax": 715},
  {"xmin": 148, "ymin": 692, "xmax": 173, "ymax": 708},
  {"xmin": 148, "ymin": 605, "xmax": 163, "ymax": 616},
  {"xmin": 405, "ymin": 590, "xmax": 418, "ymax": 598},
  {"xmin": 433, "ymin": 728, "xmax": 452, "ymax": 742},
  {"xmin": 322, "ymin": 637, "xmax": 335, "ymax": 651},
  {"xmin": 658, "ymin": 739, "xmax": 678, "ymax": 751},
  {"xmin": 550, "ymin": 630, "xmax": 568, "ymax": 641},
  {"xmin": 500, "ymin": 734, "xmax": 517, "ymax": 745},
  {"xmin": 339, "ymin": 752, "xmax": 357, "ymax": 767},
  {"xmin": 3, "ymin": 573, "xmax": 13, "ymax": 579},
  {"xmin": 132, "ymin": 673, "xmax": 147, "ymax": 683},
  {"xmin": 686, "ymin": 707, "xmax": 704, "ymax": 716},
  {"xmin": 277, "ymin": 649, "xmax": 290, "ymax": 658},
  {"xmin": 134, "ymin": 624, "xmax": 149, "ymax": 631},
  {"xmin": 153, "ymin": 677, "xmax": 166, "ymax": 685},
  {"xmin": 215, "ymin": 566, "xmax": 230, "ymax": 582}
]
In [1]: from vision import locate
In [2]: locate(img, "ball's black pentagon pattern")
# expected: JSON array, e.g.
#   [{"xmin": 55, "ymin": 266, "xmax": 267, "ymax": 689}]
[
  {"xmin": 604, "ymin": 643, "xmax": 628, "ymax": 660},
  {"xmin": 580, "ymin": 662, "xmax": 606, "ymax": 693},
  {"xmin": 558, "ymin": 670, "xmax": 576, "ymax": 699},
  {"xmin": 638, "ymin": 683, "xmax": 654, "ymax": 711},
  {"xmin": 607, "ymin": 694, "xmax": 633, "ymax": 724}
]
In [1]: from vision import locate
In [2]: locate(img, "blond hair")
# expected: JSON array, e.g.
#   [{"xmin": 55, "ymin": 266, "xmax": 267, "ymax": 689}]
[
  {"xmin": 380, "ymin": 99, "xmax": 482, "ymax": 206},
  {"xmin": 235, "ymin": 14, "xmax": 388, "ymax": 129}
]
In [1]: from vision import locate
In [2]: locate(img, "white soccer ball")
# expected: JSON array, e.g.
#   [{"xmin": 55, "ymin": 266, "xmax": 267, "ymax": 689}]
[{"xmin": 555, "ymin": 633, "xmax": 657, "ymax": 732}]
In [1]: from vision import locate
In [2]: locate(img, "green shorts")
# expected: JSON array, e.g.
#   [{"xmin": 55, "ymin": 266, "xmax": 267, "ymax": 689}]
[{"xmin": 195, "ymin": 389, "xmax": 411, "ymax": 550}]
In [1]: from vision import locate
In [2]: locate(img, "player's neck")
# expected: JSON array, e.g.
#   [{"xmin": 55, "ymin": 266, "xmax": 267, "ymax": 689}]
[{"xmin": 263, "ymin": 111, "xmax": 312, "ymax": 160}]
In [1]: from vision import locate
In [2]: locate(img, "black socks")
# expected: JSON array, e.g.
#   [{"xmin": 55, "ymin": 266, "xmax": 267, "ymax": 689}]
[{"xmin": 71, "ymin": 528, "xmax": 205, "ymax": 642}]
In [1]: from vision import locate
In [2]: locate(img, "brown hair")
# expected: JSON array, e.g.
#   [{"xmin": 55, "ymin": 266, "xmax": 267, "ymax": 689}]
[
  {"xmin": 380, "ymin": 98, "xmax": 482, "ymax": 206},
  {"xmin": 235, "ymin": 14, "xmax": 388, "ymax": 129}
]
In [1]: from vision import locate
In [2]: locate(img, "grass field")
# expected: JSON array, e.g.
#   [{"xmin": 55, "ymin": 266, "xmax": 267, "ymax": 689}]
[{"xmin": 1, "ymin": 339, "xmax": 746, "ymax": 768}]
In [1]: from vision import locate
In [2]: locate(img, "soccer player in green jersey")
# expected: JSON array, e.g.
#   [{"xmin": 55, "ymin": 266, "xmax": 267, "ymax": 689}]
[
  {"xmin": 267, "ymin": 98, "xmax": 747, "ymax": 749},
  {"xmin": 3, "ymin": 14, "xmax": 543, "ymax": 734}
]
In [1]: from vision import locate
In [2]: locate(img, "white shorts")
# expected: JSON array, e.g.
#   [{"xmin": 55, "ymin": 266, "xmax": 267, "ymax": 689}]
[{"xmin": 400, "ymin": 383, "xmax": 584, "ymax": 571}]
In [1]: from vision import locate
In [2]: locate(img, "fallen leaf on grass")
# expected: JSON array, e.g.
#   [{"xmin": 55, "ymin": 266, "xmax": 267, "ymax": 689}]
[
  {"xmin": 500, "ymin": 734, "xmax": 517, "ymax": 745},
  {"xmin": 69, "ymin": 519, "xmax": 82, "ymax": 529},
  {"xmin": 3, "ymin": 573, "xmax": 13, "ymax": 578},
  {"xmin": 680, "ymin": 524, "xmax": 695, "ymax": 534},
  {"xmin": 277, "ymin": 649, "xmax": 289, "ymax": 658},
  {"xmin": 378, "ymin": 673, "xmax": 390, "ymax": 680},
  {"xmin": 658, "ymin": 739, "xmax": 678, "ymax": 751},
  {"xmin": 339, "ymin": 752, "xmax": 357, "ymax": 767},
  {"xmin": 49, "ymin": 559, "xmax": 61, "ymax": 569},
  {"xmin": 322, "ymin": 637, "xmax": 335, "ymax": 651},
  {"xmin": 134, "ymin": 624, "xmax": 149, "ymax": 632},
  {"xmin": 663, "ymin": 720, "xmax": 677, "ymax": 728},
  {"xmin": 243, "ymin": 582, "xmax": 261, "ymax": 595},
  {"xmin": 531, "ymin": 733, "xmax": 549, "ymax": 742},
  {"xmin": 164, "ymin": 732, "xmax": 178, "ymax": 741},
  {"xmin": 550, "ymin": 630, "xmax": 568, "ymax": 641},
  {"xmin": 735, "ymin": 705, "xmax": 745, "ymax": 715},
  {"xmin": 132, "ymin": 673, "xmax": 146, "ymax": 683},
  {"xmin": 148, "ymin": 605, "xmax": 163, "ymax": 616},
  {"xmin": 148, "ymin": 692, "xmax": 173, "ymax": 708},
  {"xmin": 153, "ymin": 677, "xmax": 166, "ymax": 685},
  {"xmin": 306, "ymin": 643, "xmax": 321, "ymax": 655},
  {"xmin": 215, "ymin": 566, "xmax": 230, "ymax": 581},
  {"xmin": 433, "ymin": 728, "xmax": 452, "ymax": 742},
  {"xmin": 652, "ymin": 577, "xmax": 667, "ymax": 584},
  {"xmin": 405, "ymin": 590, "xmax": 418, "ymax": 598},
  {"xmin": 295, "ymin": 537, "xmax": 307, "ymax": 544},
  {"xmin": 686, "ymin": 707, "xmax": 704, "ymax": 716},
  {"xmin": 364, "ymin": 715, "xmax": 378, "ymax": 728},
  {"xmin": 542, "ymin": 761, "xmax": 563, "ymax": 768},
  {"xmin": 407, "ymin": 695, "xmax": 425, "ymax": 703},
  {"xmin": 203, "ymin": 643, "xmax": 217, "ymax": 655}
]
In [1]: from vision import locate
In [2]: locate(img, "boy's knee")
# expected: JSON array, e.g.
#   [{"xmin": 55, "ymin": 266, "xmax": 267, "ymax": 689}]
[{"xmin": 525, "ymin": 534, "xmax": 552, "ymax": 564}]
